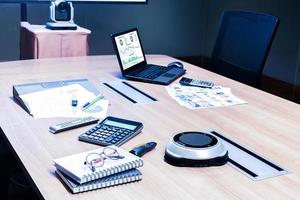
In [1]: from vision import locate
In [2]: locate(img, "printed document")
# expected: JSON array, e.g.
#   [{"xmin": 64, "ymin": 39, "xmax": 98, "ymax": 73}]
[
  {"xmin": 166, "ymin": 84, "xmax": 247, "ymax": 109},
  {"xmin": 20, "ymin": 84, "xmax": 108, "ymax": 119}
]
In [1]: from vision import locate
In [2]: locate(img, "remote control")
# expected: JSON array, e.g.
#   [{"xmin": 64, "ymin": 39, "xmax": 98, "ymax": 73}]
[
  {"xmin": 179, "ymin": 77, "xmax": 214, "ymax": 88},
  {"xmin": 129, "ymin": 142, "xmax": 157, "ymax": 157},
  {"xmin": 49, "ymin": 116, "xmax": 99, "ymax": 134}
]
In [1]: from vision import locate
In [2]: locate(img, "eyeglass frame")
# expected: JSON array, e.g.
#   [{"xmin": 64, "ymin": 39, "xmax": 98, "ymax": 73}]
[{"xmin": 84, "ymin": 147, "xmax": 125, "ymax": 172}]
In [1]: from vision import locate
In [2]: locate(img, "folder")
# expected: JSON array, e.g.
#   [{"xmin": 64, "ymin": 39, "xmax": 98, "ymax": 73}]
[{"xmin": 13, "ymin": 79, "xmax": 99, "ymax": 114}]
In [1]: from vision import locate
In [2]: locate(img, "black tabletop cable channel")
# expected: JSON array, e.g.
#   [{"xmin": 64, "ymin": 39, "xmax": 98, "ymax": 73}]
[
  {"xmin": 103, "ymin": 82, "xmax": 137, "ymax": 103},
  {"xmin": 211, "ymin": 131, "xmax": 285, "ymax": 179},
  {"xmin": 211, "ymin": 131, "xmax": 284, "ymax": 172},
  {"xmin": 227, "ymin": 158, "xmax": 258, "ymax": 178},
  {"xmin": 122, "ymin": 81, "xmax": 157, "ymax": 102}
]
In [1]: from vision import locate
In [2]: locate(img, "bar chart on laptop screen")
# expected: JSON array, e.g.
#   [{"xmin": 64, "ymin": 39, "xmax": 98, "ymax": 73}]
[{"xmin": 115, "ymin": 31, "xmax": 145, "ymax": 70}]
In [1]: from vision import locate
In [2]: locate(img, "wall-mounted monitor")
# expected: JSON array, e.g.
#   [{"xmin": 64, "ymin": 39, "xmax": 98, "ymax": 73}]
[{"xmin": 0, "ymin": 0, "xmax": 147, "ymax": 2}]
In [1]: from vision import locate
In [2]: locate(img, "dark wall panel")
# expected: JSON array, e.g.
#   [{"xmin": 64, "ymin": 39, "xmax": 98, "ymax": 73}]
[{"xmin": 0, "ymin": 4, "xmax": 20, "ymax": 61}]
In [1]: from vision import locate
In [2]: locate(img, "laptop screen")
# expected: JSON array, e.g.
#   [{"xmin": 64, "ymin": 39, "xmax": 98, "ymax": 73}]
[{"xmin": 114, "ymin": 30, "xmax": 145, "ymax": 70}]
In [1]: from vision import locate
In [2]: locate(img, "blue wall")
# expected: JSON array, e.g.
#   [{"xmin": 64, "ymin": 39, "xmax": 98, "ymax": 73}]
[
  {"xmin": 25, "ymin": 0, "xmax": 207, "ymax": 56},
  {"xmin": 0, "ymin": 3, "xmax": 20, "ymax": 61},
  {"xmin": 1, "ymin": 0, "xmax": 300, "ymax": 86}
]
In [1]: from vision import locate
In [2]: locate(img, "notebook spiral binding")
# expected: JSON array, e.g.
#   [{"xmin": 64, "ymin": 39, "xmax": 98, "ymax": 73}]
[
  {"xmin": 73, "ymin": 170, "xmax": 142, "ymax": 193},
  {"xmin": 82, "ymin": 160, "xmax": 143, "ymax": 183}
]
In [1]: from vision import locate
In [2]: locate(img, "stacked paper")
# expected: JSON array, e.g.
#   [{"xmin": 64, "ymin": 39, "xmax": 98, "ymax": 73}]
[{"xmin": 20, "ymin": 84, "xmax": 109, "ymax": 118}]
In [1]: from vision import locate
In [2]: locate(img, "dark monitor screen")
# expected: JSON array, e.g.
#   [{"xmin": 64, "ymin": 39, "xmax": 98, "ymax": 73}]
[{"xmin": 0, "ymin": 0, "xmax": 147, "ymax": 3}]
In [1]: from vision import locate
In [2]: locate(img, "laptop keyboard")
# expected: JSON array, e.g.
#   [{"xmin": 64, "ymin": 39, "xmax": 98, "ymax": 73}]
[{"xmin": 134, "ymin": 65, "xmax": 168, "ymax": 79}]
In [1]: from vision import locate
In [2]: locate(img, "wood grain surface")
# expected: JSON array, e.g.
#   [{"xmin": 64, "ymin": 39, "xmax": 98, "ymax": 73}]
[{"xmin": 0, "ymin": 55, "xmax": 300, "ymax": 200}]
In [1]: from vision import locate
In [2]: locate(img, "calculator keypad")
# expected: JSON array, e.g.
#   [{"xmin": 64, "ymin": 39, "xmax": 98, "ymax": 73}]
[{"xmin": 79, "ymin": 124, "xmax": 136, "ymax": 146}]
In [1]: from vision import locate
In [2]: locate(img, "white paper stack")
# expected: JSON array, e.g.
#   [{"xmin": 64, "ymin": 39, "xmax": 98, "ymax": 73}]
[{"xmin": 20, "ymin": 84, "xmax": 109, "ymax": 118}]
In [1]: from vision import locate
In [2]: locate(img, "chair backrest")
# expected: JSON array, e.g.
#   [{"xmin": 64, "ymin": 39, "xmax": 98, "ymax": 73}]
[{"xmin": 210, "ymin": 10, "xmax": 279, "ymax": 87}]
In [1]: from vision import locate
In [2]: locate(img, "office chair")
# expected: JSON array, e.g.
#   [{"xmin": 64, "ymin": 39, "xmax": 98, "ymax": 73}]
[{"xmin": 209, "ymin": 10, "xmax": 279, "ymax": 88}]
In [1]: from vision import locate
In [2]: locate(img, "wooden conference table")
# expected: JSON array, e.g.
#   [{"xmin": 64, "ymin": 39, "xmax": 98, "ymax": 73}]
[{"xmin": 1, "ymin": 55, "xmax": 300, "ymax": 200}]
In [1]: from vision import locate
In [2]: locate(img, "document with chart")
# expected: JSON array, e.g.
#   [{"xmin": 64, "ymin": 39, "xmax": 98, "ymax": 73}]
[
  {"xmin": 166, "ymin": 84, "xmax": 247, "ymax": 109},
  {"xmin": 19, "ymin": 84, "xmax": 109, "ymax": 118}
]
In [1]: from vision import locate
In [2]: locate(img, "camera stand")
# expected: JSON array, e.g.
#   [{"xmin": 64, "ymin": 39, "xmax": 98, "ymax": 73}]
[{"xmin": 46, "ymin": 22, "xmax": 77, "ymax": 30}]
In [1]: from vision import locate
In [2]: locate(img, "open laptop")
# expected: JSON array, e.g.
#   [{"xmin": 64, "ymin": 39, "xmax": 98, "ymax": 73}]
[{"xmin": 111, "ymin": 28, "xmax": 185, "ymax": 85}]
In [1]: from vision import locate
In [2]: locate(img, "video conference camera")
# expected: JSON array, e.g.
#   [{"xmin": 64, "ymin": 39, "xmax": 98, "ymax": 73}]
[{"xmin": 46, "ymin": 0, "xmax": 77, "ymax": 30}]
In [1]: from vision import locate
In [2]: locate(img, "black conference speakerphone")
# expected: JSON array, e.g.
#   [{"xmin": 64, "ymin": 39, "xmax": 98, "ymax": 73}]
[{"xmin": 79, "ymin": 116, "xmax": 143, "ymax": 146}]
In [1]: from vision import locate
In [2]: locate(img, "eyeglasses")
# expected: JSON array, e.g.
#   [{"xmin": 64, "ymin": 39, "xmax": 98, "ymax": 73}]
[{"xmin": 84, "ymin": 147, "xmax": 125, "ymax": 172}]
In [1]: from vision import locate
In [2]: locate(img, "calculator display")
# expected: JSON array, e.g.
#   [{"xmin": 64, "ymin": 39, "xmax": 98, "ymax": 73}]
[{"xmin": 104, "ymin": 119, "xmax": 137, "ymax": 130}]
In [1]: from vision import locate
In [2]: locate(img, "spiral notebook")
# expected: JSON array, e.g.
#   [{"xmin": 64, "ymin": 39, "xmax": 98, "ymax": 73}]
[
  {"xmin": 54, "ymin": 145, "xmax": 143, "ymax": 184},
  {"xmin": 56, "ymin": 169, "xmax": 142, "ymax": 193}
]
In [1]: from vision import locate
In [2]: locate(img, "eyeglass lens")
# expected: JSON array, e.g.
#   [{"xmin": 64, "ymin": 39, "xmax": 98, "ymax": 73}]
[{"xmin": 84, "ymin": 147, "xmax": 124, "ymax": 172}]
